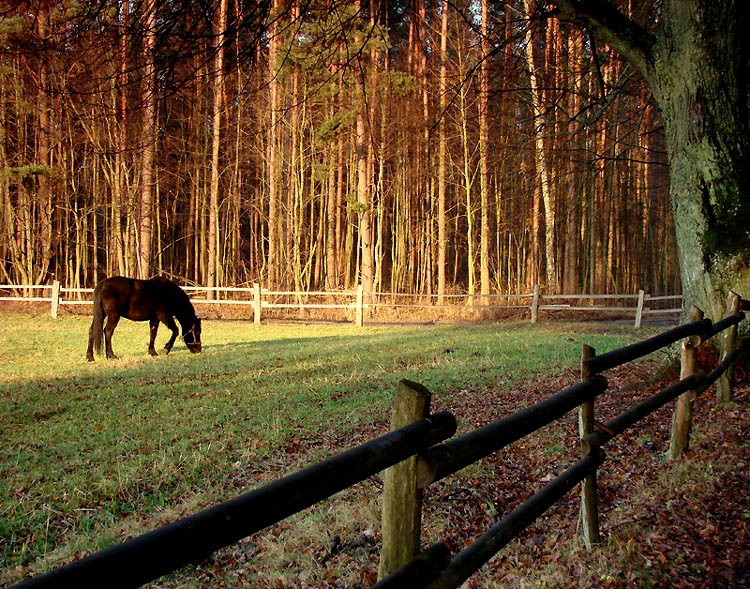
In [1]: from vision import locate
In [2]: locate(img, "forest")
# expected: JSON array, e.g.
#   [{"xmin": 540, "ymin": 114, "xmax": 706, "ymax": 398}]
[{"xmin": 0, "ymin": 0, "xmax": 679, "ymax": 298}]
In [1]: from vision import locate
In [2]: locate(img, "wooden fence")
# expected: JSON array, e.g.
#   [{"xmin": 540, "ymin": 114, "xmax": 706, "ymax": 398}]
[
  {"xmin": 11, "ymin": 293, "xmax": 746, "ymax": 589},
  {"xmin": 0, "ymin": 281, "xmax": 681, "ymax": 328},
  {"xmin": 374, "ymin": 293, "xmax": 746, "ymax": 588}
]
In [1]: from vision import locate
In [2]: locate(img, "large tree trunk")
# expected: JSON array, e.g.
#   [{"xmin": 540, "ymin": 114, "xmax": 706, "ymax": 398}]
[
  {"xmin": 649, "ymin": 3, "xmax": 750, "ymax": 322},
  {"xmin": 554, "ymin": 0, "xmax": 750, "ymax": 323}
]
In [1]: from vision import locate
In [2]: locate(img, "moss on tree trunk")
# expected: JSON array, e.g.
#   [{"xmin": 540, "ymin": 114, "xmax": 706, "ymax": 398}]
[{"xmin": 648, "ymin": 1, "xmax": 750, "ymax": 322}]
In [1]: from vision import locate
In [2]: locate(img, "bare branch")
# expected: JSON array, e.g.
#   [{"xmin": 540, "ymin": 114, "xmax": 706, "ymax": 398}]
[{"xmin": 551, "ymin": 0, "xmax": 655, "ymax": 78}]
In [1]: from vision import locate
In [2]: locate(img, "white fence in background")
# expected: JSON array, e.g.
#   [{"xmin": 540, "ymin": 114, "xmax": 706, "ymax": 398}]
[{"xmin": 0, "ymin": 281, "xmax": 681, "ymax": 328}]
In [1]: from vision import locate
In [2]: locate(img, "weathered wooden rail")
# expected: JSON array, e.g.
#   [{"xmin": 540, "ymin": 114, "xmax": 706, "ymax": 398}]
[
  {"xmin": 8, "ymin": 293, "xmax": 745, "ymax": 589},
  {"xmin": 374, "ymin": 292, "xmax": 746, "ymax": 588},
  {"xmin": 12, "ymin": 413, "xmax": 457, "ymax": 588},
  {"xmin": 0, "ymin": 281, "xmax": 679, "ymax": 328}
]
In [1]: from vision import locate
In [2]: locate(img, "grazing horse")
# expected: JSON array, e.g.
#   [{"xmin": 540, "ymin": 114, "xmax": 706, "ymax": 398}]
[{"xmin": 86, "ymin": 276, "xmax": 202, "ymax": 361}]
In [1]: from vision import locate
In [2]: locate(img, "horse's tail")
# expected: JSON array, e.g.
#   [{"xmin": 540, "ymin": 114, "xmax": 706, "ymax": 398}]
[{"xmin": 89, "ymin": 286, "xmax": 105, "ymax": 356}]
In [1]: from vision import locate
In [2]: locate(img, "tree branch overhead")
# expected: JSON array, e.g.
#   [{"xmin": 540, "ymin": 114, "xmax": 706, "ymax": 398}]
[{"xmin": 552, "ymin": 0, "xmax": 656, "ymax": 78}]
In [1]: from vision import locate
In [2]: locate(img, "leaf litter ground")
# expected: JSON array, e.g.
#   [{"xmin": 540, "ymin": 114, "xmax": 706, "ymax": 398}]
[{"xmin": 149, "ymin": 352, "xmax": 749, "ymax": 588}]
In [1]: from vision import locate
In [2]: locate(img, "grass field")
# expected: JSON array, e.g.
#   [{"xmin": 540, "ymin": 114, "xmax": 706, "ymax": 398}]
[{"xmin": 0, "ymin": 312, "xmax": 643, "ymax": 586}]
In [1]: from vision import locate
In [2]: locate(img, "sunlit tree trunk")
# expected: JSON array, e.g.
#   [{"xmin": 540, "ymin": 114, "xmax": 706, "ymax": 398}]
[
  {"xmin": 113, "ymin": 0, "xmax": 130, "ymax": 277},
  {"xmin": 289, "ymin": 0, "xmax": 302, "ymax": 293},
  {"xmin": 355, "ymin": 0, "xmax": 374, "ymax": 300},
  {"xmin": 207, "ymin": 0, "xmax": 227, "ymax": 297},
  {"xmin": 524, "ymin": 0, "xmax": 555, "ymax": 291},
  {"xmin": 437, "ymin": 0, "xmax": 449, "ymax": 304},
  {"xmin": 479, "ymin": 0, "xmax": 491, "ymax": 302},
  {"xmin": 138, "ymin": 0, "xmax": 157, "ymax": 279},
  {"xmin": 267, "ymin": 0, "xmax": 280, "ymax": 286},
  {"xmin": 325, "ymin": 103, "xmax": 338, "ymax": 290},
  {"xmin": 554, "ymin": 0, "xmax": 749, "ymax": 324},
  {"xmin": 563, "ymin": 28, "xmax": 583, "ymax": 293},
  {"xmin": 456, "ymin": 22, "xmax": 476, "ymax": 303}
]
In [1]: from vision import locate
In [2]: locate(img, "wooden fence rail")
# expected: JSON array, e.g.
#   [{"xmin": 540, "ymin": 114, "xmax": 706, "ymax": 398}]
[
  {"xmin": 7, "ymin": 294, "xmax": 745, "ymax": 589},
  {"xmin": 375, "ymin": 292, "xmax": 746, "ymax": 587},
  {"xmin": 418, "ymin": 451, "xmax": 605, "ymax": 589},
  {"xmin": 12, "ymin": 412, "xmax": 457, "ymax": 589},
  {"xmin": 0, "ymin": 281, "xmax": 680, "ymax": 328},
  {"xmin": 416, "ymin": 376, "xmax": 608, "ymax": 487}
]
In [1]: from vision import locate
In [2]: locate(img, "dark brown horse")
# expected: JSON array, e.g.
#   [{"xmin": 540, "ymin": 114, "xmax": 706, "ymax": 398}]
[{"xmin": 86, "ymin": 276, "xmax": 202, "ymax": 361}]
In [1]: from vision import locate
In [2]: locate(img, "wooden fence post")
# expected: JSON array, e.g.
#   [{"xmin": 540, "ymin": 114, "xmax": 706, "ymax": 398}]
[
  {"xmin": 579, "ymin": 344, "xmax": 600, "ymax": 547},
  {"xmin": 530, "ymin": 284, "xmax": 540, "ymax": 324},
  {"xmin": 252, "ymin": 283, "xmax": 261, "ymax": 325},
  {"xmin": 717, "ymin": 291, "xmax": 741, "ymax": 404},
  {"xmin": 668, "ymin": 306, "xmax": 703, "ymax": 459},
  {"xmin": 634, "ymin": 289, "xmax": 646, "ymax": 329},
  {"xmin": 50, "ymin": 280, "xmax": 61, "ymax": 318},
  {"xmin": 378, "ymin": 380, "xmax": 431, "ymax": 580},
  {"xmin": 355, "ymin": 284, "xmax": 364, "ymax": 327}
]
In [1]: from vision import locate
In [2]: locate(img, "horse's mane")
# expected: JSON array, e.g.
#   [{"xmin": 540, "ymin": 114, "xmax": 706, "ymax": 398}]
[
  {"xmin": 150, "ymin": 277, "xmax": 197, "ymax": 322},
  {"xmin": 172, "ymin": 282, "xmax": 198, "ymax": 321}
]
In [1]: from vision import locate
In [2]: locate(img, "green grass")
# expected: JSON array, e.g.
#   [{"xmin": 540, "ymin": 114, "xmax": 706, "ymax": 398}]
[{"xmin": 0, "ymin": 312, "xmax": 636, "ymax": 581}]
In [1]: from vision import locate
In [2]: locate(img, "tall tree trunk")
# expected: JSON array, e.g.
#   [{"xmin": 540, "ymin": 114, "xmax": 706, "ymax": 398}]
[
  {"xmin": 563, "ymin": 27, "xmax": 582, "ymax": 293},
  {"xmin": 479, "ymin": 0, "xmax": 491, "ymax": 302},
  {"xmin": 524, "ymin": 0, "xmax": 556, "ymax": 291},
  {"xmin": 138, "ymin": 0, "xmax": 157, "ymax": 279},
  {"xmin": 651, "ymin": 3, "xmax": 750, "ymax": 321},
  {"xmin": 456, "ymin": 20, "xmax": 476, "ymax": 302},
  {"xmin": 355, "ymin": 0, "xmax": 374, "ymax": 300},
  {"xmin": 267, "ymin": 0, "xmax": 280, "ymax": 286},
  {"xmin": 289, "ymin": 0, "xmax": 302, "ymax": 293},
  {"xmin": 208, "ymin": 0, "xmax": 227, "ymax": 297},
  {"xmin": 114, "ymin": 0, "xmax": 130, "ymax": 277},
  {"xmin": 325, "ymin": 110, "xmax": 338, "ymax": 290},
  {"xmin": 437, "ymin": 0, "xmax": 449, "ymax": 304},
  {"xmin": 36, "ymin": 2, "xmax": 52, "ymax": 283}
]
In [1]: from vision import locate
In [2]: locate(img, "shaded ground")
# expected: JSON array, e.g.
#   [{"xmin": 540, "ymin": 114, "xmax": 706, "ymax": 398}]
[{"xmin": 145, "ymin": 350, "xmax": 748, "ymax": 588}]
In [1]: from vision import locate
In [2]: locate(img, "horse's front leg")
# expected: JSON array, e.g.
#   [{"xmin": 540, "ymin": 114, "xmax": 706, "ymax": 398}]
[
  {"xmin": 104, "ymin": 314, "xmax": 120, "ymax": 359},
  {"xmin": 162, "ymin": 317, "xmax": 179, "ymax": 355},
  {"xmin": 148, "ymin": 319, "xmax": 159, "ymax": 356}
]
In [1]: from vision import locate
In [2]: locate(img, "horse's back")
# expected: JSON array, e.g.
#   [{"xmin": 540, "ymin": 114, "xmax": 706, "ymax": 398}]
[
  {"xmin": 143, "ymin": 276, "xmax": 188, "ymax": 300},
  {"xmin": 93, "ymin": 276, "xmax": 149, "ymax": 319},
  {"xmin": 95, "ymin": 276, "xmax": 136, "ymax": 301},
  {"xmin": 94, "ymin": 276, "xmax": 189, "ymax": 321},
  {"xmin": 146, "ymin": 276, "xmax": 180, "ymax": 292}
]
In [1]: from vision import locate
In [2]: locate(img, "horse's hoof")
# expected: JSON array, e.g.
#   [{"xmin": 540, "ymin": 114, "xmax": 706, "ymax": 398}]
[
  {"xmin": 86, "ymin": 356, "xmax": 94, "ymax": 362},
  {"xmin": 149, "ymin": 349, "xmax": 158, "ymax": 357},
  {"xmin": 161, "ymin": 347, "xmax": 170, "ymax": 355}
]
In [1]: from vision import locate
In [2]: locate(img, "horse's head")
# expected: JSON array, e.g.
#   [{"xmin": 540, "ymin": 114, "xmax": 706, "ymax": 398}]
[{"xmin": 183, "ymin": 317, "xmax": 202, "ymax": 353}]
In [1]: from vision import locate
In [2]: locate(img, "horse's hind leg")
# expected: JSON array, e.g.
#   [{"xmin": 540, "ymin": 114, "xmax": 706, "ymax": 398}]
[
  {"xmin": 148, "ymin": 319, "xmax": 159, "ymax": 356},
  {"xmin": 104, "ymin": 313, "xmax": 120, "ymax": 359},
  {"xmin": 86, "ymin": 319, "xmax": 98, "ymax": 362},
  {"xmin": 161, "ymin": 316, "xmax": 179, "ymax": 355}
]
